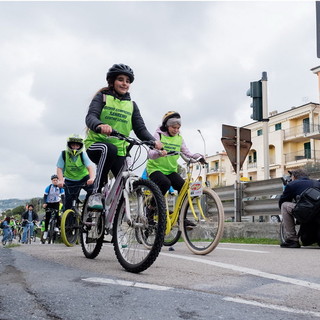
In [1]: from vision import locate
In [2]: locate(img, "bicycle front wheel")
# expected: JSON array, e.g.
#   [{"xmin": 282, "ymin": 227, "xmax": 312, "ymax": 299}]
[
  {"xmin": 47, "ymin": 221, "xmax": 54, "ymax": 244},
  {"xmin": 180, "ymin": 187, "xmax": 224, "ymax": 255},
  {"xmin": 113, "ymin": 179, "xmax": 166, "ymax": 273},
  {"xmin": 61, "ymin": 209, "xmax": 80, "ymax": 247},
  {"xmin": 27, "ymin": 228, "xmax": 31, "ymax": 244},
  {"xmin": 80, "ymin": 201, "xmax": 105, "ymax": 259}
]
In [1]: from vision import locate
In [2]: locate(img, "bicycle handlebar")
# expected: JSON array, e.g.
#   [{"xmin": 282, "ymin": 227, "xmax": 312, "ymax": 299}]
[
  {"xmin": 110, "ymin": 129, "xmax": 156, "ymax": 148},
  {"xmin": 162, "ymin": 150, "xmax": 207, "ymax": 165}
]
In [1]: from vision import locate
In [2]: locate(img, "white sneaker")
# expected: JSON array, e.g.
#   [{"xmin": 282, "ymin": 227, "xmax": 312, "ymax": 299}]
[
  {"xmin": 88, "ymin": 193, "xmax": 103, "ymax": 210},
  {"xmin": 54, "ymin": 227, "xmax": 59, "ymax": 232},
  {"xmin": 43, "ymin": 232, "xmax": 48, "ymax": 240}
]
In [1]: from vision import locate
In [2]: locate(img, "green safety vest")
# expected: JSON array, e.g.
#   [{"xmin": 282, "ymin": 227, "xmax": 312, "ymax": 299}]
[
  {"xmin": 147, "ymin": 134, "xmax": 182, "ymax": 175},
  {"xmin": 85, "ymin": 94, "xmax": 133, "ymax": 156},
  {"xmin": 64, "ymin": 152, "xmax": 88, "ymax": 180}
]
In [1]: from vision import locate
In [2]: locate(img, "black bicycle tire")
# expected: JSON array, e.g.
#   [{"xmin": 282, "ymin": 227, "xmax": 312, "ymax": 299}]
[
  {"xmin": 27, "ymin": 228, "xmax": 31, "ymax": 244},
  {"xmin": 47, "ymin": 221, "xmax": 54, "ymax": 244},
  {"xmin": 61, "ymin": 209, "xmax": 80, "ymax": 247},
  {"xmin": 113, "ymin": 179, "xmax": 166, "ymax": 273},
  {"xmin": 180, "ymin": 187, "xmax": 224, "ymax": 255},
  {"xmin": 80, "ymin": 201, "xmax": 104, "ymax": 259},
  {"xmin": 163, "ymin": 225, "xmax": 181, "ymax": 246}
]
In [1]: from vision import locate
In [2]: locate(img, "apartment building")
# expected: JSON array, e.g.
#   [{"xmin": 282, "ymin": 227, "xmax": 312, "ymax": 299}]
[{"xmin": 192, "ymin": 102, "xmax": 320, "ymax": 187}]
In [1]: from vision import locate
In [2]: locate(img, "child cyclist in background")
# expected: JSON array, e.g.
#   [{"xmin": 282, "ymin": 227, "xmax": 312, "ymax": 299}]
[
  {"xmin": 146, "ymin": 111, "xmax": 205, "ymax": 227},
  {"xmin": 56, "ymin": 134, "xmax": 95, "ymax": 210},
  {"xmin": 42, "ymin": 175, "xmax": 65, "ymax": 240},
  {"xmin": 84, "ymin": 63, "xmax": 162, "ymax": 209}
]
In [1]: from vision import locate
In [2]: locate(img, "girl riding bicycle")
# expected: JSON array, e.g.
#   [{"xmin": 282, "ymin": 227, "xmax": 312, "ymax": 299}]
[
  {"xmin": 146, "ymin": 111, "xmax": 205, "ymax": 226},
  {"xmin": 84, "ymin": 63, "xmax": 162, "ymax": 209}
]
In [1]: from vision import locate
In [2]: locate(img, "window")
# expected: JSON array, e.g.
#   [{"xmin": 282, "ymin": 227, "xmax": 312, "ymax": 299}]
[
  {"xmin": 304, "ymin": 142, "xmax": 311, "ymax": 159},
  {"xmin": 257, "ymin": 129, "xmax": 263, "ymax": 136},
  {"xmin": 303, "ymin": 118, "xmax": 310, "ymax": 134},
  {"xmin": 275, "ymin": 123, "xmax": 281, "ymax": 131}
]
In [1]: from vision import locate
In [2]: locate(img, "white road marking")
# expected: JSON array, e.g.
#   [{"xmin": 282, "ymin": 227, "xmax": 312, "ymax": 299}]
[
  {"xmin": 82, "ymin": 277, "xmax": 173, "ymax": 291},
  {"xmin": 223, "ymin": 297, "xmax": 320, "ymax": 318},
  {"xmin": 160, "ymin": 252, "xmax": 320, "ymax": 291},
  {"xmin": 217, "ymin": 247, "xmax": 268, "ymax": 253}
]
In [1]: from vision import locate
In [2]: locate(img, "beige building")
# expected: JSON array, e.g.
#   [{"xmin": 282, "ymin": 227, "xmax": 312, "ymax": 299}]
[
  {"xmin": 191, "ymin": 66, "xmax": 320, "ymax": 187},
  {"xmin": 192, "ymin": 102, "xmax": 320, "ymax": 187}
]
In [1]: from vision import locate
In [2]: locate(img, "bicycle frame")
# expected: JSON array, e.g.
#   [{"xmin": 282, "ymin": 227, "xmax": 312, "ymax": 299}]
[
  {"xmin": 165, "ymin": 160, "xmax": 205, "ymax": 235},
  {"xmin": 103, "ymin": 157, "xmax": 142, "ymax": 232}
]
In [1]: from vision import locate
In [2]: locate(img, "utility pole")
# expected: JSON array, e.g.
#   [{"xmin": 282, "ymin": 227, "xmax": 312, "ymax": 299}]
[{"xmin": 261, "ymin": 71, "xmax": 270, "ymax": 180}]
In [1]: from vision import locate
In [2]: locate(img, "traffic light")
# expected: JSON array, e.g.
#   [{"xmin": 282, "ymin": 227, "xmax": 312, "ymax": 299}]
[{"xmin": 247, "ymin": 80, "xmax": 263, "ymax": 121}]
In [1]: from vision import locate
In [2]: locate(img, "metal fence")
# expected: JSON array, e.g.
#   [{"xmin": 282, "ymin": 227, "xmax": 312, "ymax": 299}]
[{"xmin": 212, "ymin": 172, "xmax": 320, "ymax": 221}]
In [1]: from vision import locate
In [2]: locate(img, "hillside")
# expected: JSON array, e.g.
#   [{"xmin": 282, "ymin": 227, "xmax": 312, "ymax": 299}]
[{"xmin": 0, "ymin": 198, "xmax": 29, "ymax": 212}]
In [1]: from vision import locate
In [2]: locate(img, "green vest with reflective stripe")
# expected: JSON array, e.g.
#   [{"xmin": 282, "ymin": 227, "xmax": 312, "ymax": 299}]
[
  {"xmin": 64, "ymin": 152, "xmax": 88, "ymax": 180},
  {"xmin": 147, "ymin": 134, "xmax": 182, "ymax": 175},
  {"xmin": 85, "ymin": 95, "xmax": 133, "ymax": 156}
]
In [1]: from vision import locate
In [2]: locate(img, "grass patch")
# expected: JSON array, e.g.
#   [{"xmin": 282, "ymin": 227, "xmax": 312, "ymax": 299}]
[
  {"xmin": 2, "ymin": 243, "xmax": 21, "ymax": 248},
  {"xmin": 220, "ymin": 237, "xmax": 280, "ymax": 245}
]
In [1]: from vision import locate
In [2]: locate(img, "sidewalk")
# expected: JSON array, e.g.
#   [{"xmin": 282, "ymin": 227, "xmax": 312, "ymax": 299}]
[{"xmin": 223, "ymin": 222, "xmax": 280, "ymax": 240}]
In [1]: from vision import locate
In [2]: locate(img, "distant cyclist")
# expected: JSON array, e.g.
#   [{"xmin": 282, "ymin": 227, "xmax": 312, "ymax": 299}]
[
  {"xmin": 42, "ymin": 175, "xmax": 65, "ymax": 240},
  {"xmin": 56, "ymin": 134, "xmax": 94, "ymax": 210},
  {"xmin": 21, "ymin": 205, "xmax": 39, "ymax": 244},
  {"xmin": 1, "ymin": 216, "xmax": 13, "ymax": 246}
]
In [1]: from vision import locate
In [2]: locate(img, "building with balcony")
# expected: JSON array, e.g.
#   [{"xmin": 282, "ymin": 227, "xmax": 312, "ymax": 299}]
[
  {"xmin": 191, "ymin": 102, "xmax": 320, "ymax": 186},
  {"xmin": 242, "ymin": 102, "xmax": 320, "ymax": 181}
]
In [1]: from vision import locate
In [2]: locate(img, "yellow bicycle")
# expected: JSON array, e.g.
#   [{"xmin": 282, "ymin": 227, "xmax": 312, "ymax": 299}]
[{"xmin": 161, "ymin": 153, "xmax": 224, "ymax": 255}]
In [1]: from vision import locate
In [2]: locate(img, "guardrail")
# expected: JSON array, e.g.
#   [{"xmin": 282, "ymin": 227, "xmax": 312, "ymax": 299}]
[{"xmin": 212, "ymin": 172, "xmax": 320, "ymax": 221}]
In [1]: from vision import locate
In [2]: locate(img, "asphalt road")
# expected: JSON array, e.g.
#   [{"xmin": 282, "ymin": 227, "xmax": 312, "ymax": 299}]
[{"xmin": 0, "ymin": 239, "xmax": 319, "ymax": 320}]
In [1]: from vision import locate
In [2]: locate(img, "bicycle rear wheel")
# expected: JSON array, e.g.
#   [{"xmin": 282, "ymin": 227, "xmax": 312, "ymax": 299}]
[
  {"xmin": 61, "ymin": 209, "xmax": 80, "ymax": 247},
  {"xmin": 80, "ymin": 201, "xmax": 105, "ymax": 259},
  {"xmin": 163, "ymin": 220, "xmax": 181, "ymax": 246},
  {"xmin": 180, "ymin": 187, "xmax": 224, "ymax": 255},
  {"xmin": 113, "ymin": 179, "xmax": 166, "ymax": 273}
]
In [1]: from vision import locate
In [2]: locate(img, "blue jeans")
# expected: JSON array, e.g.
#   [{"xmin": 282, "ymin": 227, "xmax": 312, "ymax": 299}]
[
  {"xmin": 2, "ymin": 227, "xmax": 13, "ymax": 244},
  {"xmin": 22, "ymin": 222, "xmax": 34, "ymax": 243}
]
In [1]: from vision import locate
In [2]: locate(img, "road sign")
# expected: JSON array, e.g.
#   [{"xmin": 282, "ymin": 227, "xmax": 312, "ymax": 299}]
[{"xmin": 221, "ymin": 124, "xmax": 252, "ymax": 172}]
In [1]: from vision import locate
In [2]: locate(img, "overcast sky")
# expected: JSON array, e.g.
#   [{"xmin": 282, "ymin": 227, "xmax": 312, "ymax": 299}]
[{"xmin": 0, "ymin": 1, "xmax": 319, "ymax": 200}]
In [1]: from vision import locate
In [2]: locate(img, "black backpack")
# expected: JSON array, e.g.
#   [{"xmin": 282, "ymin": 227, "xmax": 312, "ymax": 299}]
[{"xmin": 292, "ymin": 186, "xmax": 320, "ymax": 224}]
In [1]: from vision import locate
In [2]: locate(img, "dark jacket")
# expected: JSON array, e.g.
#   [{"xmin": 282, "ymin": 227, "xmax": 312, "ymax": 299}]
[
  {"xmin": 278, "ymin": 177, "xmax": 320, "ymax": 209},
  {"xmin": 85, "ymin": 89, "xmax": 155, "ymax": 142},
  {"xmin": 21, "ymin": 210, "xmax": 39, "ymax": 222}
]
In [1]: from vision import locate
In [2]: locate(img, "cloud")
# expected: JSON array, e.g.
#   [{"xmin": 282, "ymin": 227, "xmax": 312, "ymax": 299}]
[{"xmin": 0, "ymin": 1, "xmax": 319, "ymax": 199}]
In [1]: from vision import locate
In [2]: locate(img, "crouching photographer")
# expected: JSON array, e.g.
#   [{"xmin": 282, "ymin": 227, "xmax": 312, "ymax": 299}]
[{"xmin": 279, "ymin": 169, "xmax": 320, "ymax": 248}]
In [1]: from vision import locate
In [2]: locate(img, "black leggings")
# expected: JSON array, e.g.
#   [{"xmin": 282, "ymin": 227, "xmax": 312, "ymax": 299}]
[
  {"xmin": 149, "ymin": 171, "xmax": 185, "ymax": 195},
  {"xmin": 87, "ymin": 142, "xmax": 125, "ymax": 193}
]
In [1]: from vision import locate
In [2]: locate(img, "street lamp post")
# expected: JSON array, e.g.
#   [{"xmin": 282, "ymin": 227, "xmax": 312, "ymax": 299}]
[
  {"xmin": 197, "ymin": 129, "xmax": 207, "ymax": 157},
  {"xmin": 197, "ymin": 129, "xmax": 208, "ymax": 184}
]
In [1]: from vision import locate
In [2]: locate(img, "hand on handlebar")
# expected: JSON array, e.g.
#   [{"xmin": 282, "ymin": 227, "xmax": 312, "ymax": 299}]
[
  {"xmin": 87, "ymin": 178, "xmax": 94, "ymax": 185},
  {"xmin": 154, "ymin": 140, "xmax": 163, "ymax": 150},
  {"xmin": 157, "ymin": 149, "xmax": 168, "ymax": 157},
  {"xmin": 96, "ymin": 124, "xmax": 113, "ymax": 135}
]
